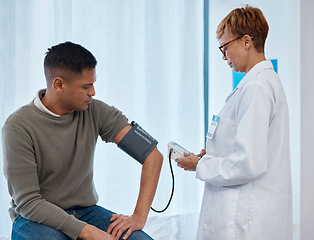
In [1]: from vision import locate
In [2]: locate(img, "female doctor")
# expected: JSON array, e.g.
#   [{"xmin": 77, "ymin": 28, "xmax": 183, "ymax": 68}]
[{"xmin": 176, "ymin": 5, "xmax": 293, "ymax": 240}]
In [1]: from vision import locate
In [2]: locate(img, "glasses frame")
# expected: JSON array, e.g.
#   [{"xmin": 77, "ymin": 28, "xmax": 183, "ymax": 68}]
[{"xmin": 218, "ymin": 35, "xmax": 244, "ymax": 57}]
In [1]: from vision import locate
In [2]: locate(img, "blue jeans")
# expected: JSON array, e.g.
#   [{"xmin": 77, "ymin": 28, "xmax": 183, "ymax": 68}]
[{"xmin": 11, "ymin": 205, "xmax": 153, "ymax": 240}]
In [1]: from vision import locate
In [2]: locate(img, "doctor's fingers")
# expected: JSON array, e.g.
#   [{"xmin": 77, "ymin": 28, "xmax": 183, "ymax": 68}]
[
  {"xmin": 197, "ymin": 149, "xmax": 206, "ymax": 158},
  {"xmin": 175, "ymin": 157, "xmax": 185, "ymax": 168},
  {"xmin": 183, "ymin": 151, "xmax": 194, "ymax": 157},
  {"xmin": 176, "ymin": 157, "xmax": 192, "ymax": 169},
  {"xmin": 175, "ymin": 153, "xmax": 196, "ymax": 163},
  {"xmin": 177, "ymin": 162, "xmax": 195, "ymax": 171},
  {"xmin": 175, "ymin": 156, "xmax": 187, "ymax": 164}
]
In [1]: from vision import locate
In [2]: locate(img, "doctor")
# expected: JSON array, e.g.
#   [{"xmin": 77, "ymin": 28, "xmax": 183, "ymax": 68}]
[{"xmin": 175, "ymin": 5, "xmax": 293, "ymax": 240}]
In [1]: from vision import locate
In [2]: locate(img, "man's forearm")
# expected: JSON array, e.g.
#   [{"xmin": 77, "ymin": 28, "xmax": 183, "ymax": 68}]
[{"xmin": 133, "ymin": 147, "xmax": 163, "ymax": 220}]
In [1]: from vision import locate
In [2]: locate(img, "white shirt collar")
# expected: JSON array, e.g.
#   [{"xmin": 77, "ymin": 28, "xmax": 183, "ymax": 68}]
[
  {"xmin": 225, "ymin": 60, "xmax": 274, "ymax": 103},
  {"xmin": 34, "ymin": 89, "xmax": 60, "ymax": 117}
]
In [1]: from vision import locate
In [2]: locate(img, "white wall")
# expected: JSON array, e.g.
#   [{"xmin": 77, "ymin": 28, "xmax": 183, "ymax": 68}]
[
  {"xmin": 208, "ymin": 0, "xmax": 301, "ymax": 239},
  {"xmin": 300, "ymin": 1, "xmax": 314, "ymax": 239}
]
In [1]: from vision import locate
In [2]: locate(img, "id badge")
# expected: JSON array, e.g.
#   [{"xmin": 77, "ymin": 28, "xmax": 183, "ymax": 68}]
[{"xmin": 207, "ymin": 115, "xmax": 220, "ymax": 139}]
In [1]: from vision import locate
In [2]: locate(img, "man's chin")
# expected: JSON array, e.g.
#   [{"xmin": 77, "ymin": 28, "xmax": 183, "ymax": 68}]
[{"xmin": 76, "ymin": 105, "xmax": 89, "ymax": 112}]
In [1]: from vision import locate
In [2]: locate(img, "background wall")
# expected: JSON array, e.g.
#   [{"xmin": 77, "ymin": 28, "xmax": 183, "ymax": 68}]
[
  {"xmin": 300, "ymin": 1, "xmax": 314, "ymax": 239},
  {"xmin": 1, "ymin": 0, "xmax": 314, "ymax": 239},
  {"xmin": 208, "ymin": 0, "xmax": 301, "ymax": 239},
  {"xmin": 0, "ymin": 1, "xmax": 205, "ymax": 238}
]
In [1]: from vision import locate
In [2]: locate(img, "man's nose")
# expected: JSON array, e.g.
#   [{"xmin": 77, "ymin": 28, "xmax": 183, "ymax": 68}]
[{"xmin": 89, "ymin": 85, "xmax": 95, "ymax": 96}]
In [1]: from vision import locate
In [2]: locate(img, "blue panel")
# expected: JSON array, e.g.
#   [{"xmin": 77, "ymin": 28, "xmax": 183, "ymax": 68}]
[
  {"xmin": 232, "ymin": 59, "xmax": 278, "ymax": 90},
  {"xmin": 232, "ymin": 71, "xmax": 245, "ymax": 90},
  {"xmin": 203, "ymin": 0, "xmax": 209, "ymax": 146},
  {"xmin": 271, "ymin": 59, "xmax": 278, "ymax": 73}
]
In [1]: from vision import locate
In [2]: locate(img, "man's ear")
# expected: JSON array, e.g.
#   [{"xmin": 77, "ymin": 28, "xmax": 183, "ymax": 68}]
[{"xmin": 53, "ymin": 77, "xmax": 65, "ymax": 91}]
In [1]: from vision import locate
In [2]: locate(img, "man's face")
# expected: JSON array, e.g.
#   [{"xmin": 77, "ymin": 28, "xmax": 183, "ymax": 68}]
[{"xmin": 60, "ymin": 68, "xmax": 96, "ymax": 113}]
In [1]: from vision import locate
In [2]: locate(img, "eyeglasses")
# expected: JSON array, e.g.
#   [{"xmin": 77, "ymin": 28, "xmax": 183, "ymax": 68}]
[{"xmin": 219, "ymin": 35, "xmax": 244, "ymax": 57}]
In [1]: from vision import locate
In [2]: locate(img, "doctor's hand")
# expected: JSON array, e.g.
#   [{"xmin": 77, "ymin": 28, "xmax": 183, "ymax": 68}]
[
  {"xmin": 107, "ymin": 213, "xmax": 146, "ymax": 240},
  {"xmin": 175, "ymin": 152, "xmax": 199, "ymax": 171},
  {"xmin": 197, "ymin": 149, "xmax": 206, "ymax": 158}
]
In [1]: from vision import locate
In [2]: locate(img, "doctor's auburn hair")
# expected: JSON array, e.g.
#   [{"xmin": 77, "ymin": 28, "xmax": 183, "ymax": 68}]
[
  {"xmin": 216, "ymin": 5, "xmax": 269, "ymax": 53},
  {"xmin": 44, "ymin": 41, "xmax": 97, "ymax": 82}
]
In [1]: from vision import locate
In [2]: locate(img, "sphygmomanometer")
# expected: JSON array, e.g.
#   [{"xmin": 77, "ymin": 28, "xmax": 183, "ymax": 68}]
[
  {"xmin": 118, "ymin": 121, "xmax": 190, "ymax": 213},
  {"xmin": 118, "ymin": 121, "xmax": 158, "ymax": 165}
]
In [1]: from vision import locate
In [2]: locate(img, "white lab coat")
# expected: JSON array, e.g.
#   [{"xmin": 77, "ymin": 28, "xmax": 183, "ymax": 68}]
[{"xmin": 196, "ymin": 60, "xmax": 293, "ymax": 240}]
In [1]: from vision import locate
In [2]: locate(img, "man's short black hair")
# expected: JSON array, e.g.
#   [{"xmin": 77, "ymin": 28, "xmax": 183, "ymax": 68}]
[{"xmin": 44, "ymin": 41, "xmax": 97, "ymax": 82}]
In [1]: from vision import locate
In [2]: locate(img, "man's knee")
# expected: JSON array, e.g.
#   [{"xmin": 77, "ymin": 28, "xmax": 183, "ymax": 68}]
[{"xmin": 124, "ymin": 229, "xmax": 153, "ymax": 240}]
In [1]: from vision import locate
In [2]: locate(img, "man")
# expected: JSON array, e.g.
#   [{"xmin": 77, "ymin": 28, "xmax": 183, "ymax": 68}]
[{"xmin": 2, "ymin": 41, "xmax": 163, "ymax": 240}]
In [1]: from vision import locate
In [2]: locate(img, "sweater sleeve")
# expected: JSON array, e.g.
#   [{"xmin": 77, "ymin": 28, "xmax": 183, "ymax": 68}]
[
  {"xmin": 2, "ymin": 125, "xmax": 86, "ymax": 239},
  {"xmin": 91, "ymin": 99, "xmax": 129, "ymax": 142}
]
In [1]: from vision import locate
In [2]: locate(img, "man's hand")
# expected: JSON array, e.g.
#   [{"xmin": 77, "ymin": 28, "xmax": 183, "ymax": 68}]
[
  {"xmin": 175, "ymin": 152, "xmax": 200, "ymax": 171},
  {"xmin": 107, "ymin": 214, "xmax": 146, "ymax": 240},
  {"xmin": 78, "ymin": 224, "xmax": 114, "ymax": 240}
]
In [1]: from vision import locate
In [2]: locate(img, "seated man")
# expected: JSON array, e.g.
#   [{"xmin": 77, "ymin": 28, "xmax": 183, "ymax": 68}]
[{"xmin": 2, "ymin": 41, "xmax": 163, "ymax": 240}]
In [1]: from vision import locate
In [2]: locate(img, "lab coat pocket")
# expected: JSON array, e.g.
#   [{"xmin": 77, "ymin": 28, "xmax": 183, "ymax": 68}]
[
  {"xmin": 203, "ymin": 184, "xmax": 240, "ymax": 240},
  {"xmin": 206, "ymin": 117, "xmax": 236, "ymax": 157}
]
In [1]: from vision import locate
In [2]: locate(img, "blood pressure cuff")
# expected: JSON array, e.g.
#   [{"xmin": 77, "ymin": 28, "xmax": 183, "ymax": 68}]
[{"xmin": 118, "ymin": 121, "xmax": 158, "ymax": 165}]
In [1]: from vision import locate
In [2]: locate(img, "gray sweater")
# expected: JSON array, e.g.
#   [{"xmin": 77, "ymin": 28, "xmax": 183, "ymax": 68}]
[{"xmin": 2, "ymin": 99, "xmax": 128, "ymax": 239}]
